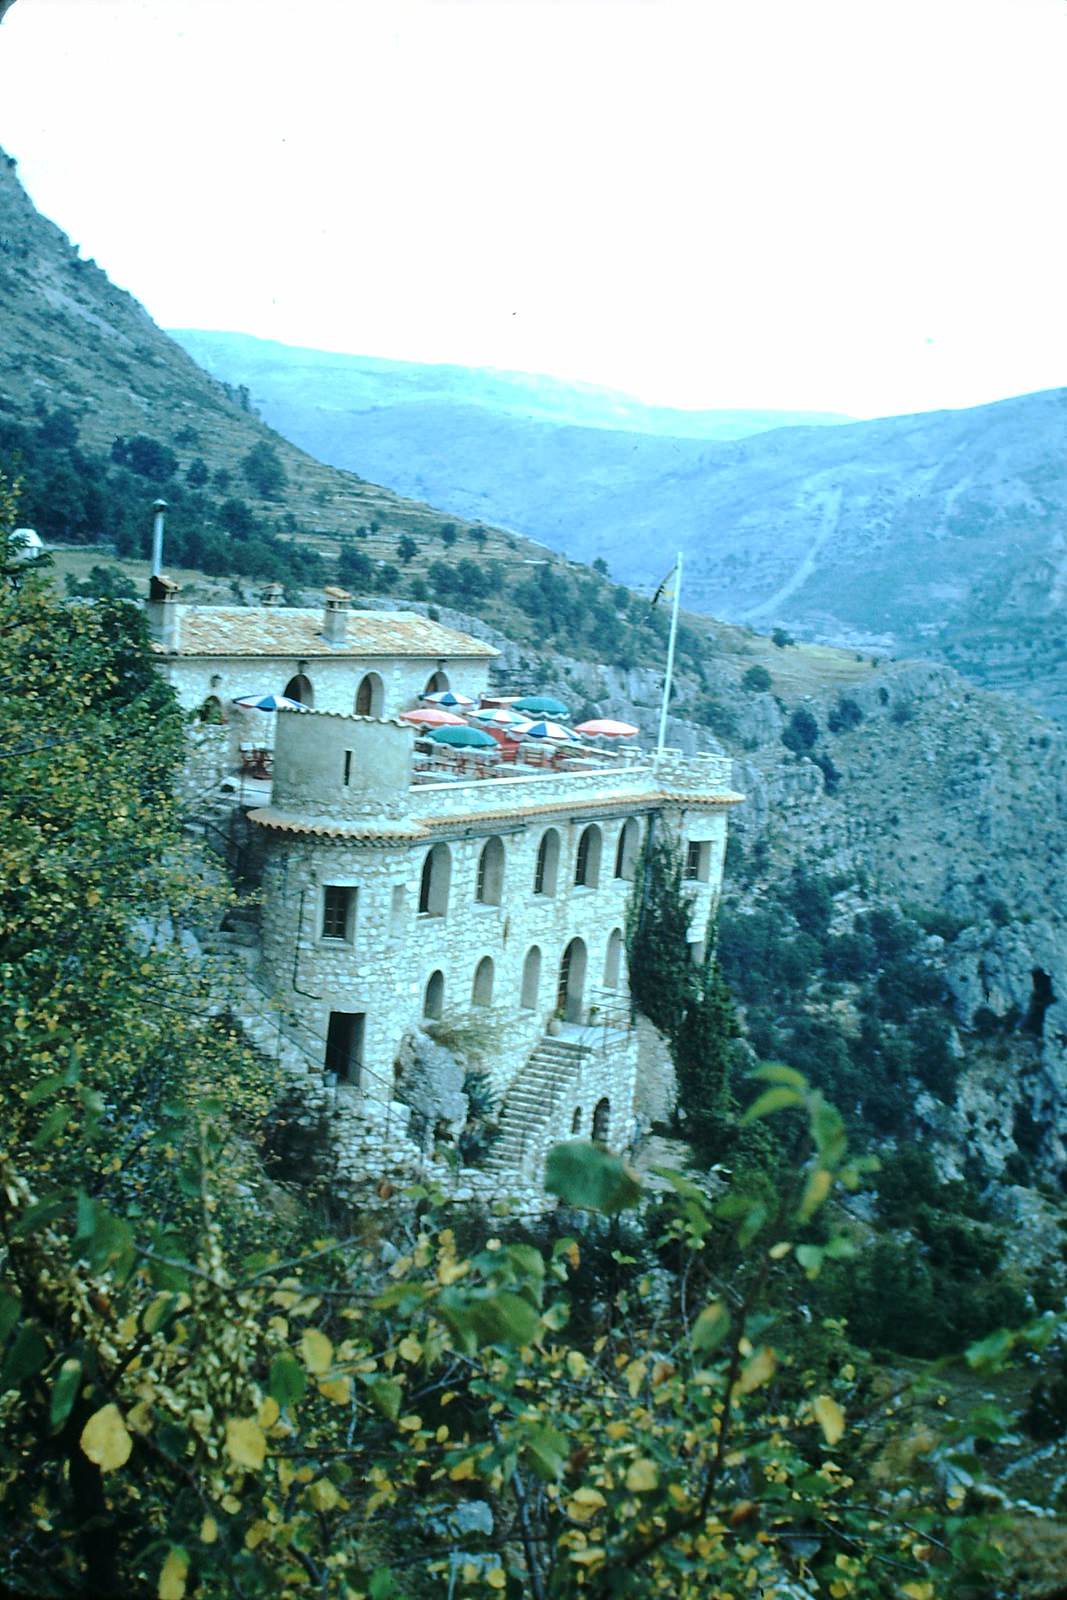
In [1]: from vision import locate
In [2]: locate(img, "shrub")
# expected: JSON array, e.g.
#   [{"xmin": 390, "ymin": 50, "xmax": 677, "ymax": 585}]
[
  {"xmin": 741, "ymin": 664, "xmax": 772, "ymax": 692},
  {"xmin": 827, "ymin": 696, "xmax": 863, "ymax": 733},
  {"xmin": 781, "ymin": 707, "xmax": 818, "ymax": 754}
]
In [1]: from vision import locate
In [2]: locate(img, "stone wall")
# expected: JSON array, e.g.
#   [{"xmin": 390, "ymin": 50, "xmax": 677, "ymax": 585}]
[{"xmin": 158, "ymin": 653, "xmax": 491, "ymax": 740}]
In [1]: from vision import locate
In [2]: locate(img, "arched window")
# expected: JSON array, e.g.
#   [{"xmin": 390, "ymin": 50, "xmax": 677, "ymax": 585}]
[
  {"xmin": 424, "ymin": 669, "xmax": 450, "ymax": 694},
  {"xmin": 354, "ymin": 672, "xmax": 384, "ymax": 716},
  {"xmin": 472, "ymin": 955, "xmax": 494, "ymax": 1007},
  {"xmin": 571, "ymin": 1106, "xmax": 583, "ymax": 1135},
  {"xmin": 418, "ymin": 843, "xmax": 452, "ymax": 917},
  {"xmin": 603, "ymin": 928, "xmax": 624, "ymax": 989},
  {"xmin": 283, "ymin": 673, "xmax": 314, "ymax": 707},
  {"xmin": 614, "ymin": 817, "xmax": 640, "ymax": 881},
  {"xmin": 557, "ymin": 937, "xmax": 588, "ymax": 1023},
  {"xmin": 520, "ymin": 946, "xmax": 542, "ymax": 1010},
  {"xmin": 475, "ymin": 836, "xmax": 505, "ymax": 905},
  {"xmin": 423, "ymin": 970, "xmax": 444, "ymax": 1020},
  {"xmin": 574, "ymin": 824, "xmax": 602, "ymax": 888},
  {"xmin": 533, "ymin": 828, "xmax": 560, "ymax": 896},
  {"xmin": 592, "ymin": 1098, "xmax": 611, "ymax": 1143},
  {"xmin": 198, "ymin": 694, "xmax": 224, "ymax": 724}
]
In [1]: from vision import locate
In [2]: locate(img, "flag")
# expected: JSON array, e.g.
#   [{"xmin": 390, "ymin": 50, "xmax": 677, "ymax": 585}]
[{"xmin": 651, "ymin": 563, "xmax": 678, "ymax": 608}]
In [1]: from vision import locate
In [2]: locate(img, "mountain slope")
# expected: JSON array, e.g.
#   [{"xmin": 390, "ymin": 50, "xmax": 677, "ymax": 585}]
[{"xmin": 171, "ymin": 330, "xmax": 850, "ymax": 441}]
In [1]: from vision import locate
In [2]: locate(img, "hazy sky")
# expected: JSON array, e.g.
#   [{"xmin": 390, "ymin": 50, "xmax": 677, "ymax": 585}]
[{"xmin": 1, "ymin": 0, "xmax": 1064, "ymax": 418}]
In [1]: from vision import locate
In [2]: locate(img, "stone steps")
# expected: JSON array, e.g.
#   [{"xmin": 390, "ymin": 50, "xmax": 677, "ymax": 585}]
[{"xmin": 485, "ymin": 1035, "xmax": 590, "ymax": 1175}]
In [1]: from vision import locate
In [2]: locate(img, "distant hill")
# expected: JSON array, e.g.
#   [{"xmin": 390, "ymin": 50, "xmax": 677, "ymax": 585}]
[{"xmin": 171, "ymin": 328, "xmax": 1067, "ymax": 721}]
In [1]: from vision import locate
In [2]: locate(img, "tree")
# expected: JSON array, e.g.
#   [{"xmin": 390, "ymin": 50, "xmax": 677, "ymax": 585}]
[
  {"xmin": 396, "ymin": 534, "xmax": 418, "ymax": 564},
  {"xmin": 240, "ymin": 441, "xmax": 288, "ymax": 500},
  {"xmin": 338, "ymin": 546, "xmax": 373, "ymax": 589},
  {"xmin": 186, "ymin": 456, "xmax": 209, "ymax": 488},
  {"xmin": 741, "ymin": 664, "xmax": 772, "ymax": 692},
  {"xmin": 782, "ymin": 706, "xmax": 819, "ymax": 753}
]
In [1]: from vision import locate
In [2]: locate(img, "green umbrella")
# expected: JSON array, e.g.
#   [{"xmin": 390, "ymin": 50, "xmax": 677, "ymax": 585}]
[
  {"xmin": 425, "ymin": 723, "xmax": 498, "ymax": 748},
  {"xmin": 515, "ymin": 694, "xmax": 569, "ymax": 717}
]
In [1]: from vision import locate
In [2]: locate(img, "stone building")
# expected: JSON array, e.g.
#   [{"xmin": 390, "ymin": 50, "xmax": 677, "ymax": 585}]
[
  {"xmin": 146, "ymin": 577, "xmax": 496, "ymax": 733},
  {"xmin": 247, "ymin": 705, "xmax": 742, "ymax": 1181}
]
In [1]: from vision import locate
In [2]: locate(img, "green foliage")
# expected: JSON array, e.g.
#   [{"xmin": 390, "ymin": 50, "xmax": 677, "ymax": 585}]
[
  {"xmin": 338, "ymin": 544, "xmax": 373, "ymax": 589},
  {"xmin": 827, "ymin": 695, "xmax": 863, "ymax": 733},
  {"xmin": 240, "ymin": 440, "xmax": 288, "ymax": 499},
  {"xmin": 0, "ymin": 410, "xmax": 323, "ymax": 587},
  {"xmin": 781, "ymin": 705, "xmax": 819, "ymax": 753},
  {"xmin": 771, "ymin": 626, "xmax": 793, "ymax": 647},
  {"xmin": 741, "ymin": 663, "xmax": 772, "ymax": 692},
  {"xmin": 64, "ymin": 563, "xmax": 138, "ymax": 600}
]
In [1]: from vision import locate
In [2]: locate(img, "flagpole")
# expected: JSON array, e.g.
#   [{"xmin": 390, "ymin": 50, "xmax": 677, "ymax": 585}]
[{"xmin": 654, "ymin": 550, "xmax": 683, "ymax": 764}]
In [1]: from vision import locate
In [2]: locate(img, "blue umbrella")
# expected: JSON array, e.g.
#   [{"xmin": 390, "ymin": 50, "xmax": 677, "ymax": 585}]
[
  {"xmin": 233, "ymin": 693, "xmax": 307, "ymax": 712},
  {"xmin": 514, "ymin": 694, "xmax": 569, "ymax": 717}
]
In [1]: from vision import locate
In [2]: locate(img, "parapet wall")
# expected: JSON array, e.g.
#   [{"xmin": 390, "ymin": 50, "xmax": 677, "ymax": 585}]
[{"xmin": 272, "ymin": 709, "xmax": 414, "ymax": 820}]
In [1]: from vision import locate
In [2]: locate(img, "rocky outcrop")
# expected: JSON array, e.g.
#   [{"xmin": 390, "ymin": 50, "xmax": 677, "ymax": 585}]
[{"xmin": 392, "ymin": 1027, "xmax": 469, "ymax": 1151}]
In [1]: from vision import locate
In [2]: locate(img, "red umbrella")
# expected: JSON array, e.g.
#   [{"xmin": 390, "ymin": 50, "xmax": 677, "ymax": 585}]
[
  {"xmin": 574, "ymin": 718, "xmax": 639, "ymax": 737},
  {"xmin": 399, "ymin": 706, "xmax": 467, "ymax": 727}
]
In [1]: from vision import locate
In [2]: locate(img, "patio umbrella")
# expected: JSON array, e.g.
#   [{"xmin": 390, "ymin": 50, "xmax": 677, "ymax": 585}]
[
  {"xmin": 422, "ymin": 689, "xmax": 476, "ymax": 708},
  {"xmin": 514, "ymin": 694, "xmax": 569, "ymax": 717},
  {"xmin": 520, "ymin": 719, "xmax": 580, "ymax": 742},
  {"xmin": 574, "ymin": 718, "xmax": 639, "ymax": 737},
  {"xmin": 426, "ymin": 723, "xmax": 498, "ymax": 748},
  {"xmin": 398, "ymin": 706, "xmax": 467, "ymax": 727},
  {"xmin": 469, "ymin": 705, "xmax": 530, "ymax": 727},
  {"xmin": 233, "ymin": 693, "xmax": 307, "ymax": 712}
]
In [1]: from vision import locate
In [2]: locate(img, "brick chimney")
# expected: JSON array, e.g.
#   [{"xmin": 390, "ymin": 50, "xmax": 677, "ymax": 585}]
[
  {"xmin": 322, "ymin": 586, "xmax": 351, "ymax": 645},
  {"xmin": 261, "ymin": 581, "xmax": 284, "ymax": 607},
  {"xmin": 146, "ymin": 574, "xmax": 181, "ymax": 650}
]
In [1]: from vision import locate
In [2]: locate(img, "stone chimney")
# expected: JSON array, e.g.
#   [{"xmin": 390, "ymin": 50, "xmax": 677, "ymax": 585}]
[
  {"xmin": 322, "ymin": 586, "xmax": 351, "ymax": 645},
  {"xmin": 146, "ymin": 574, "xmax": 181, "ymax": 651},
  {"xmin": 261, "ymin": 581, "xmax": 284, "ymax": 607}
]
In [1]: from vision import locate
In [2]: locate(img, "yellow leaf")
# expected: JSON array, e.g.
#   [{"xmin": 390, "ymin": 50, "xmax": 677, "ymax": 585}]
[
  {"xmin": 158, "ymin": 1547, "xmax": 189, "ymax": 1600},
  {"xmin": 486, "ymin": 1569, "xmax": 507, "ymax": 1589},
  {"xmin": 199, "ymin": 1516, "xmax": 218, "ymax": 1545},
  {"xmin": 800, "ymin": 1168, "xmax": 833, "ymax": 1220},
  {"xmin": 625, "ymin": 1358, "xmax": 647, "ymax": 1398},
  {"xmin": 566, "ymin": 1350, "xmax": 589, "ymax": 1379},
  {"xmin": 900, "ymin": 1587, "xmax": 935, "ymax": 1600},
  {"xmin": 625, "ymin": 1458, "xmax": 659, "ymax": 1492},
  {"xmin": 300, "ymin": 1329, "xmax": 333, "ymax": 1375},
  {"xmin": 566, "ymin": 1487, "xmax": 606, "ymax": 1522},
  {"xmin": 436, "ymin": 1258, "xmax": 468, "ymax": 1286},
  {"xmin": 308, "ymin": 1478, "xmax": 340, "ymax": 1511},
  {"xmin": 813, "ymin": 1394, "xmax": 846, "ymax": 1446},
  {"xmin": 737, "ymin": 1347, "xmax": 776, "ymax": 1395},
  {"xmin": 449, "ymin": 1456, "xmax": 477, "ymax": 1481},
  {"xmin": 318, "ymin": 1375, "xmax": 352, "ymax": 1404},
  {"xmin": 225, "ymin": 1417, "xmax": 267, "ymax": 1471},
  {"xmin": 398, "ymin": 1334, "xmax": 422, "ymax": 1363},
  {"xmin": 80, "ymin": 1404, "xmax": 133, "ymax": 1472},
  {"xmin": 244, "ymin": 1520, "xmax": 270, "ymax": 1550},
  {"xmin": 258, "ymin": 1396, "xmax": 280, "ymax": 1429}
]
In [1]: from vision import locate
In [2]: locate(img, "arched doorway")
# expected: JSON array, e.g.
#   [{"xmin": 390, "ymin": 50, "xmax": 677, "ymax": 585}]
[
  {"xmin": 520, "ymin": 946, "xmax": 541, "ymax": 1010},
  {"xmin": 533, "ymin": 828, "xmax": 560, "ymax": 896},
  {"xmin": 592, "ymin": 1098, "xmax": 610, "ymax": 1143},
  {"xmin": 424, "ymin": 669, "xmax": 450, "ymax": 694},
  {"xmin": 423, "ymin": 970, "xmax": 444, "ymax": 1020},
  {"xmin": 472, "ymin": 955, "xmax": 494, "ymax": 1007},
  {"xmin": 354, "ymin": 671, "xmax": 384, "ymax": 716},
  {"xmin": 418, "ymin": 843, "xmax": 452, "ymax": 916},
  {"xmin": 603, "ymin": 928, "xmax": 624, "ymax": 990},
  {"xmin": 284, "ymin": 673, "xmax": 314, "ymax": 707},
  {"xmin": 557, "ymin": 937, "xmax": 587, "ymax": 1024},
  {"xmin": 198, "ymin": 694, "xmax": 224, "ymax": 724},
  {"xmin": 614, "ymin": 817, "xmax": 640, "ymax": 881},
  {"xmin": 574, "ymin": 824, "xmax": 602, "ymax": 888}
]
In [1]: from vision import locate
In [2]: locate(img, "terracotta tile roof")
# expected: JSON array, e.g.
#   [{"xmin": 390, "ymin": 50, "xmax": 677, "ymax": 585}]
[
  {"xmin": 153, "ymin": 606, "xmax": 498, "ymax": 659},
  {"xmin": 248, "ymin": 807, "xmax": 429, "ymax": 844},
  {"xmin": 249, "ymin": 784, "xmax": 743, "ymax": 842}
]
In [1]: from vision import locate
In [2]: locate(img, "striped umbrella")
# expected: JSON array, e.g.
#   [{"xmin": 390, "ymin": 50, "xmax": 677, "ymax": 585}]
[
  {"xmin": 574, "ymin": 718, "xmax": 639, "ymax": 737},
  {"xmin": 469, "ymin": 706, "xmax": 531, "ymax": 727},
  {"xmin": 422, "ymin": 689, "xmax": 476, "ymax": 708},
  {"xmin": 520, "ymin": 719, "xmax": 580, "ymax": 742},
  {"xmin": 233, "ymin": 693, "xmax": 307, "ymax": 712}
]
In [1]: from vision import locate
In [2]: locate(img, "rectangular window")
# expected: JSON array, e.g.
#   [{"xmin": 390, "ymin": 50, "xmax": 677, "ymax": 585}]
[
  {"xmin": 343, "ymin": 749, "xmax": 353, "ymax": 786},
  {"xmin": 325, "ymin": 1011, "xmax": 364, "ymax": 1085},
  {"xmin": 321, "ymin": 885, "xmax": 356, "ymax": 941},
  {"xmin": 685, "ymin": 841, "xmax": 710, "ymax": 881}
]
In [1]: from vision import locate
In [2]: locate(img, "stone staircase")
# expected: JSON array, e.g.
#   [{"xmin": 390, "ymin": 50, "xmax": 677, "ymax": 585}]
[{"xmin": 487, "ymin": 1035, "xmax": 589, "ymax": 1177}]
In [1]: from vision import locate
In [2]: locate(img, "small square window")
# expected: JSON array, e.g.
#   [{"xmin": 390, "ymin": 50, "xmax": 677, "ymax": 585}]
[
  {"xmin": 322, "ymin": 885, "xmax": 356, "ymax": 941},
  {"xmin": 685, "ymin": 841, "xmax": 710, "ymax": 881}
]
